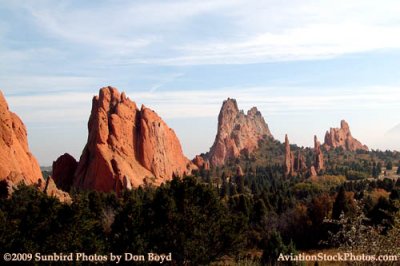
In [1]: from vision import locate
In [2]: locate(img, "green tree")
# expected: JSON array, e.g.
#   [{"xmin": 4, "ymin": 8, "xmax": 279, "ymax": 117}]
[
  {"xmin": 261, "ymin": 231, "xmax": 297, "ymax": 265},
  {"xmin": 332, "ymin": 187, "xmax": 352, "ymax": 219},
  {"xmin": 147, "ymin": 176, "xmax": 246, "ymax": 265},
  {"xmin": 377, "ymin": 162, "xmax": 382, "ymax": 176},
  {"xmin": 386, "ymin": 161, "xmax": 393, "ymax": 170}
]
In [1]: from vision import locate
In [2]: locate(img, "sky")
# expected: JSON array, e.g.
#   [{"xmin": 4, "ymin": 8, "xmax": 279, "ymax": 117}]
[{"xmin": 1, "ymin": 0, "xmax": 400, "ymax": 165}]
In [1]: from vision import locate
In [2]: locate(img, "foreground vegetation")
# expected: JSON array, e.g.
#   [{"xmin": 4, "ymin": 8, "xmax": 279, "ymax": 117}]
[
  {"xmin": 0, "ymin": 171, "xmax": 399, "ymax": 265},
  {"xmin": 1, "ymin": 142, "xmax": 400, "ymax": 265}
]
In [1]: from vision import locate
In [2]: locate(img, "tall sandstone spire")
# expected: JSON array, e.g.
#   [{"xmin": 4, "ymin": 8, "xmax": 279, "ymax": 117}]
[
  {"xmin": 73, "ymin": 87, "xmax": 196, "ymax": 193},
  {"xmin": 323, "ymin": 120, "xmax": 368, "ymax": 151},
  {"xmin": 284, "ymin": 134, "xmax": 307, "ymax": 177},
  {"xmin": 310, "ymin": 135, "xmax": 325, "ymax": 176},
  {"xmin": 207, "ymin": 98, "xmax": 273, "ymax": 167},
  {"xmin": 284, "ymin": 134, "xmax": 294, "ymax": 176}
]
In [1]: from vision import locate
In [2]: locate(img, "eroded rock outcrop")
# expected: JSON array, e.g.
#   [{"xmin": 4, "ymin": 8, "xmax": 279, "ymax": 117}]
[
  {"xmin": 52, "ymin": 153, "xmax": 77, "ymax": 192},
  {"xmin": 294, "ymin": 150, "xmax": 307, "ymax": 173},
  {"xmin": 74, "ymin": 87, "xmax": 195, "ymax": 193},
  {"xmin": 323, "ymin": 120, "xmax": 368, "ymax": 151},
  {"xmin": 0, "ymin": 91, "xmax": 70, "ymax": 201},
  {"xmin": 236, "ymin": 165, "xmax": 244, "ymax": 177},
  {"xmin": 207, "ymin": 98, "xmax": 272, "ymax": 167},
  {"xmin": 43, "ymin": 176, "xmax": 71, "ymax": 203},
  {"xmin": 284, "ymin": 134, "xmax": 294, "ymax": 176},
  {"xmin": 0, "ymin": 90, "xmax": 42, "ymax": 188},
  {"xmin": 284, "ymin": 135, "xmax": 308, "ymax": 177},
  {"xmin": 313, "ymin": 135, "xmax": 324, "ymax": 175},
  {"xmin": 193, "ymin": 155, "xmax": 210, "ymax": 171}
]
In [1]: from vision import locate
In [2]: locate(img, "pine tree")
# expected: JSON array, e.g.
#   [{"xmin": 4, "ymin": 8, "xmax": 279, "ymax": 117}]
[{"xmin": 332, "ymin": 186, "xmax": 350, "ymax": 219}]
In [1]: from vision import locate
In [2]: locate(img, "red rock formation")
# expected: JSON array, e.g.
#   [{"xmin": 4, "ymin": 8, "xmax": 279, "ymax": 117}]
[
  {"xmin": 193, "ymin": 155, "xmax": 210, "ymax": 171},
  {"xmin": 310, "ymin": 166, "xmax": 318, "ymax": 177},
  {"xmin": 0, "ymin": 90, "xmax": 42, "ymax": 188},
  {"xmin": 43, "ymin": 176, "xmax": 71, "ymax": 203},
  {"xmin": 284, "ymin": 135, "xmax": 307, "ymax": 176},
  {"xmin": 74, "ymin": 87, "xmax": 195, "ymax": 193},
  {"xmin": 314, "ymin": 135, "xmax": 324, "ymax": 172},
  {"xmin": 208, "ymin": 98, "xmax": 273, "ymax": 167},
  {"xmin": 236, "ymin": 165, "xmax": 244, "ymax": 177},
  {"xmin": 52, "ymin": 153, "xmax": 77, "ymax": 192},
  {"xmin": 138, "ymin": 106, "xmax": 195, "ymax": 180},
  {"xmin": 323, "ymin": 120, "xmax": 368, "ymax": 151},
  {"xmin": 284, "ymin": 134, "xmax": 294, "ymax": 176},
  {"xmin": 294, "ymin": 150, "xmax": 307, "ymax": 173},
  {"xmin": 0, "ymin": 91, "xmax": 70, "ymax": 201}
]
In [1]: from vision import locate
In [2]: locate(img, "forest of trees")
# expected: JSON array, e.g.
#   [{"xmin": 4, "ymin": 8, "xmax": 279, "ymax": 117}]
[
  {"xmin": 1, "ymin": 140, "xmax": 400, "ymax": 264},
  {"xmin": 1, "ymin": 166, "xmax": 399, "ymax": 265}
]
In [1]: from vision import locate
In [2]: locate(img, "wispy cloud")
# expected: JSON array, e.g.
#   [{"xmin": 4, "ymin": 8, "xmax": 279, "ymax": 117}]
[
  {"xmin": 16, "ymin": 0, "xmax": 235, "ymax": 56},
  {"xmin": 135, "ymin": 23, "xmax": 400, "ymax": 65},
  {"xmin": 5, "ymin": 0, "xmax": 400, "ymax": 66},
  {"xmin": 134, "ymin": 86, "xmax": 400, "ymax": 118},
  {"xmin": 149, "ymin": 73, "xmax": 184, "ymax": 92},
  {"xmin": 7, "ymin": 86, "xmax": 400, "ymax": 123},
  {"xmin": 6, "ymin": 92, "xmax": 93, "ymax": 123}
]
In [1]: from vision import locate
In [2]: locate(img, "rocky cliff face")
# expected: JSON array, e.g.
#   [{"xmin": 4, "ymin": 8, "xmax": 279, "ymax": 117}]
[
  {"xmin": 207, "ymin": 98, "xmax": 273, "ymax": 167},
  {"xmin": 323, "ymin": 120, "xmax": 368, "ymax": 151},
  {"xmin": 74, "ymin": 87, "xmax": 195, "ymax": 193},
  {"xmin": 0, "ymin": 90, "xmax": 69, "ymax": 201},
  {"xmin": 0, "ymin": 91, "xmax": 42, "ymax": 187}
]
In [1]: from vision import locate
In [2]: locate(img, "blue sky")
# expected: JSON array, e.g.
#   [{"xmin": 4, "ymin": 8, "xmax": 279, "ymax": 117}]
[{"xmin": 1, "ymin": 0, "xmax": 400, "ymax": 165}]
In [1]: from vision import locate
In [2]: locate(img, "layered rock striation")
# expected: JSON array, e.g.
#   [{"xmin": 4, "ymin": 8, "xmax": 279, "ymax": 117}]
[{"xmin": 207, "ymin": 98, "xmax": 273, "ymax": 167}]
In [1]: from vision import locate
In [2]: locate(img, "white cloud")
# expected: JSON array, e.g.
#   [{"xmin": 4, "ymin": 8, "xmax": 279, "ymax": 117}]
[
  {"xmin": 7, "ymin": 86, "xmax": 400, "ymax": 123},
  {"xmin": 17, "ymin": 0, "xmax": 236, "ymax": 55},
  {"xmin": 141, "ymin": 23, "xmax": 400, "ymax": 65},
  {"xmin": 8, "ymin": 0, "xmax": 400, "ymax": 65}
]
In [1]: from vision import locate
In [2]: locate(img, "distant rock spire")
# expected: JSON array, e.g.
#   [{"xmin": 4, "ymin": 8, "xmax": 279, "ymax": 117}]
[
  {"xmin": 207, "ymin": 98, "xmax": 273, "ymax": 167},
  {"xmin": 284, "ymin": 134, "xmax": 294, "ymax": 176},
  {"xmin": 314, "ymin": 135, "xmax": 324, "ymax": 173},
  {"xmin": 323, "ymin": 120, "xmax": 368, "ymax": 151}
]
